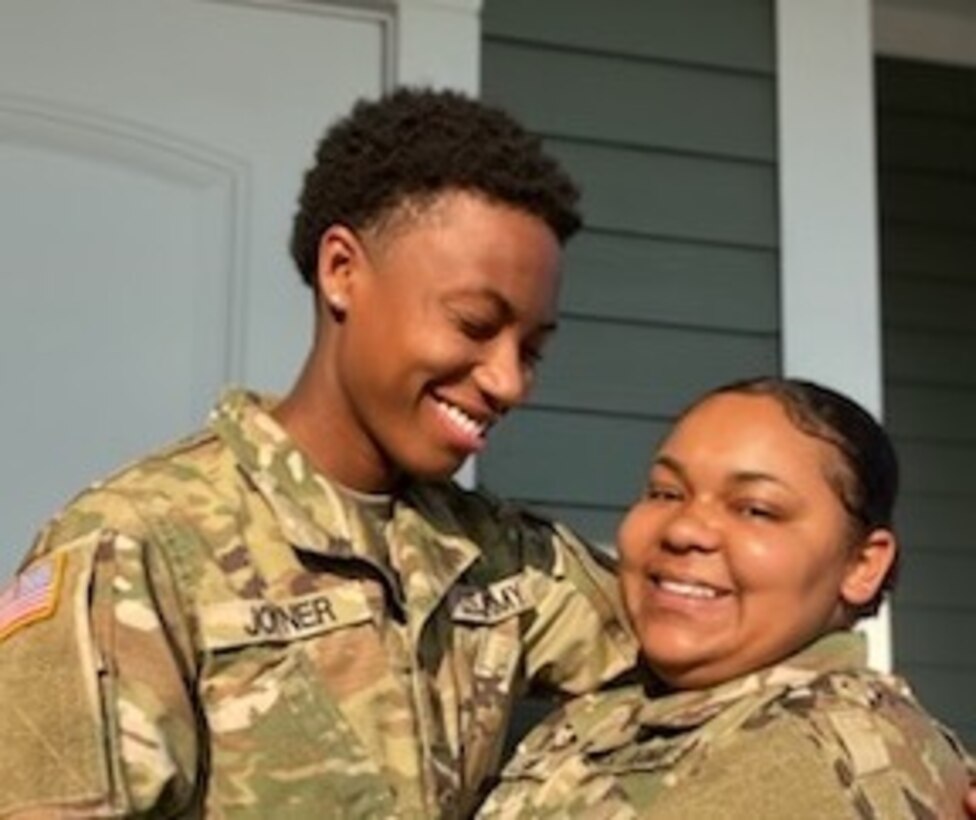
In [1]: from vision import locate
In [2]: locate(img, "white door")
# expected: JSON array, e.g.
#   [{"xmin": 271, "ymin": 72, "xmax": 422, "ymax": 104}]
[{"xmin": 0, "ymin": 0, "xmax": 390, "ymax": 574}]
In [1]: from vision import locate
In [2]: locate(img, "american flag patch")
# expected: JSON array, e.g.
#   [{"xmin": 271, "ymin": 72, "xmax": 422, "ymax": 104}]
[{"xmin": 0, "ymin": 554, "xmax": 65, "ymax": 641}]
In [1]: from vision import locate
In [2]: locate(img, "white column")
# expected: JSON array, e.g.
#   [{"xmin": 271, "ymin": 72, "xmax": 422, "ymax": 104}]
[
  {"xmin": 392, "ymin": 0, "xmax": 482, "ymax": 94},
  {"xmin": 775, "ymin": 0, "xmax": 891, "ymax": 670}
]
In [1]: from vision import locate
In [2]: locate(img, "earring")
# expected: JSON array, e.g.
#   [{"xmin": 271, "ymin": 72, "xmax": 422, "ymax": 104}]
[{"xmin": 325, "ymin": 292, "xmax": 347, "ymax": 318}]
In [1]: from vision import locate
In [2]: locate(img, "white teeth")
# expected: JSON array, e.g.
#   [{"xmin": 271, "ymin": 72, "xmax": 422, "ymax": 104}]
[
  {"xmin": 437, "ymin": 400, "xmax": 487, "ymax": 438},
  {"xmin": 658, "ymin": 579, "xmax": 720, "ymax": 600}
]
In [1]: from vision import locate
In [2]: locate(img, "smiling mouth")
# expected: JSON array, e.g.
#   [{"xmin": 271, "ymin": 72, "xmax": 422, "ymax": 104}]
[
  {"xmin": 433, "ymin": 397, "xmax": 490, "ymax": 441},
  {"xmin": 653, "ymin": 575, "xmax": 730, "ymax": 601}
]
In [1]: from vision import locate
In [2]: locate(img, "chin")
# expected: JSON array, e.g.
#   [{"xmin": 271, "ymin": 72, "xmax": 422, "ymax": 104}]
[
  {"xmin": 640, "ymin": 639, "xmax": 733, "ymax": 691},
  {"xmin": 402, "ymin": 457, "xmax": 464, "ymax": 484},
  {"xmin": 644, "ymin": 657, "xmax": 728, "ymax": 691},
  {"xmin": 642, "ymin": 652, "xmax": 702, "ymax": 689}
]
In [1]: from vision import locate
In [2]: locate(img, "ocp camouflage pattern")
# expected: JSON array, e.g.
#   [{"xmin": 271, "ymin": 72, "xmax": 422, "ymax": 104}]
[
  {"xmin": 0, "ymin": 389, "xmax": 636, "ymax": 818},
  {"xmin": 477, "ymin": 631, "xmax": 970, "ymax": 819}
]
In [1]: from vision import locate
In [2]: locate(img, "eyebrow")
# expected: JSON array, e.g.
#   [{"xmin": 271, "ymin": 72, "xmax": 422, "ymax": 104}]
[
  {"xmin": 653, "ymin": 454, "xmax": 791, "ymax": 490},
  {"xmin": 653, "ymin": 454, "xmax": 687, "ymax": 480}
]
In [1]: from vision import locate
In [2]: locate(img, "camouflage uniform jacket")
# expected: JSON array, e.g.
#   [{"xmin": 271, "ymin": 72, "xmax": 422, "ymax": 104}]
[
  {"xmin": 477, "ymin": 631, "xmax": 970, "ymax": 819},
  {"xmin": 0, "ymin": 389, "xmax": 636, "ymax": 819}
]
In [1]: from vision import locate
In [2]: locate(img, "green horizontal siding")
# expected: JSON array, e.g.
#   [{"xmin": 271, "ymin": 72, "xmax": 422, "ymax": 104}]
[
  {"xmin": 881, "ymin": 222, "xmax": 976, "ymax": 280},
  {"xmin": 546, "ymin": 139, "xmax": 777, "ymax": 247},
  {"xmin": 533, "ymin": 319, "xmax": 776, "ymax": 416},
  {"xmin": 886, "ymin": 383, "xmax": 976, "ymax": 440},
  {"xmin": 886, "ymin": 382, "xmax": 976, "ymax": 438},
  {"xmin": 894, "ymin": 549, "xmax": 974, "ymax": 611},
  {"xmin": 879, "ymin": 56, "xmax": 976, "ymax": 748},
  {"xmin": 480, "ymin": 0, "xmax": 779, "ymax": 552},
  {"xmin": 892, "ymin": 663, "xmax": 976, "ymax": 746},
  {"xmin": 894, "ymin": 439, "xmax": 976, "ymax": 495},
  {"xmin": 483, "ymin": 0, "xmax": 774, "ymax": 73},
  {"xmin": 485, "ymin": 409, "xmax": 665, "ymax": 512},
  {"xmin": 484, "ymin": 40, "xmax": 775, "ymax": 160},
  {"xmin": 886, "ymin": 331, "xmax": 976, "ymax": 387},
  {"xmin": 562, "ymin": 232, "xmax": 778, "ymax": 333},
  {"xmin": 883, "ymin": 277, "xmax": 976, "ymax": 332},
  {"xmin": 892, "ymin": 609, "xmax": 976, "ymax": 669},
  {"xmin": 876, "ymin": 58, "xmax": 976, "ymax": 120},
  {"xmin": 894, "ymin": 494, "xmax": 976, "ymax": 553},
  {"xmin": 881, "ymin": 170, "xmax": 976, "ymax": 231},
  {"xmin": 524, "ymin": 504, "xmax": 628, "ymax": 547},
  {"xmin": 879, "ymin": 112, "xmax": 976, "ymax": 175}
]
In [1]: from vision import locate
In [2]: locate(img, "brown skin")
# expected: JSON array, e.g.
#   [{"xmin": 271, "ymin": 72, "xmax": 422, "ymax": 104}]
[
  {"xmin": 618, "ymin": 393, "xmax": 896, "ymax": 690},
  {"xmin": 273, "ymin": 189, "xmax": 562, "ymax": 493}
]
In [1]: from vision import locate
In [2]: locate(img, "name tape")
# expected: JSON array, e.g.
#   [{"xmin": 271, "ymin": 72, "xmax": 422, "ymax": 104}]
[
  {"xmin": 199, "ymin": 584, "xmax": 374, "ymax": 651},
  {"xmin": 451, "ymin": 574, "xmax": 535, "ymax": 625}
]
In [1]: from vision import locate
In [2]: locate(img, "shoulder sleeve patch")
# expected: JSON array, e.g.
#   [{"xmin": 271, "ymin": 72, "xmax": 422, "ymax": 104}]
[
  {"xmin": 0, "ymin": 553, "xmax": 65, "ymax": 642},
  {"xmin": 0, "ymin": 542, "xmax": 118, "ymax": 816}
]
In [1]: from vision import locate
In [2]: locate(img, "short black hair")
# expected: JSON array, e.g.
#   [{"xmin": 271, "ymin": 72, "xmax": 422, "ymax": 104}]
[
  {"xmin": 290, "ymin": 87, "xmax": 582, "ymax": 288},
  {"xmin": 689, "ymin": 377, "xmax": 900, "ymax": 619}
]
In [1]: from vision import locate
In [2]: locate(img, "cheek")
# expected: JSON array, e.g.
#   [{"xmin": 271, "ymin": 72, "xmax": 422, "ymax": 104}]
[
  {"xmin": 617, "ymin": 567, "xmax": 648, "ymax": 634},
  {"xmin": 615, "ymin": 508, "xmax": 660, "ymax": 618},
  {"xmin": 750, "ymin": 539, "xmax": 794, "ymax": 576},
  {"xmin": 735, "ymin": 533, "xmax": 845, "ymax": 602},
  {"xmin": 616, "ymin": 506, "xmax": 657, "ymax": 566}
]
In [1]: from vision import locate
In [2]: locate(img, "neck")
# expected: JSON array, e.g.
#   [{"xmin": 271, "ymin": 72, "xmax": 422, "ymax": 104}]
[{"xmin": 273, "ymin": 349, "xmax": 399, "ymax": 494}]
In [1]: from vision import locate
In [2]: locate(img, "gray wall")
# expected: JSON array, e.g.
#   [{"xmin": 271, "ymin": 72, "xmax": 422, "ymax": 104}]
[
  {"xmin": 479, "ymin": 0, "xmax": 779, "ymax": 544},
  {"xmin": 878, "ymin": 57, "xmax": 976, "ymax": 746}
]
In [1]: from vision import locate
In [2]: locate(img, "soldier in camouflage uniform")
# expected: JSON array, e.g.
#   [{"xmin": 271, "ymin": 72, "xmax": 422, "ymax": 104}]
[
  {"xmin": 0, "ymin": 89, "xmax": 636, "ymax": 818},
  {"xmin": 478, "ymin": 378, "xmax": 972, "ymax": 819}
]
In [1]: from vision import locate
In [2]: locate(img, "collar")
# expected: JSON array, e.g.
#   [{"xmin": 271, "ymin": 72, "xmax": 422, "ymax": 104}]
[
  {"xmin": 210, "ymin": 388, "xmax": 481, "ymax": 622},
  {"xmin": 567, "ymin": 632, "xmax": 866, "ymax": 749},
  {"xmin": 631, "ymin": 630, "xmax": 868, "ymax": 731}
]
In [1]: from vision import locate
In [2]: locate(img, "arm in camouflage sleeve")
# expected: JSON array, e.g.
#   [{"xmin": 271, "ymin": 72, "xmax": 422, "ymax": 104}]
[
  {"xmin": 519, "ymin": 517, "xmax": 637, "ymax": 695},
  {"xmin": 0, "ymin": 518, "xmax": 201, "ymax": 817}
]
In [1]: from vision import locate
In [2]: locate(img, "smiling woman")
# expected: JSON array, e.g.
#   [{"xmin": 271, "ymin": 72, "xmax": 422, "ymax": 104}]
[
  {"xmin": 278, "ymin": 190, "xmax": 562, "ymax": 489},
  {"xmin": 0, "ymin": 88, "xmax": 639, "ymax": 819},
  {"xmin": 618, "ymin": 382, "xmax": 895, "ymax": 692},
  {"xmin": 478, "ymin": 377, "xmax": 971, "ymax": 819}
]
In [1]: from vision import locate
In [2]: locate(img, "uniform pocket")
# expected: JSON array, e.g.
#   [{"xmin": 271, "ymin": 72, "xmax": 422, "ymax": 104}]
[
  {"xmin": 198, "ymin": 583, "xmax": 397, "ymax": 816},
  {"xmin": 450, "ymin": 575, "xmax": 537, "ymax": 798}
]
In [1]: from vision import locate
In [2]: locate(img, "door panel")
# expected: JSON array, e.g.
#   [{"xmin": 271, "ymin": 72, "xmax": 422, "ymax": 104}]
[{"xmin": 0, "ymin": 0, "xmax": 388, "ymax": 572}]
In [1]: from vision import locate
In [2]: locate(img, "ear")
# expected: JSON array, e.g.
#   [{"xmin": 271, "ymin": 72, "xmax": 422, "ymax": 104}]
[
  {"xmin": 840, "ymin": 527, "xmax": 897, "ymax": 609},
  {"xmin": 315, "ymin": 224, "xmax": 366, "ymax": 319}
]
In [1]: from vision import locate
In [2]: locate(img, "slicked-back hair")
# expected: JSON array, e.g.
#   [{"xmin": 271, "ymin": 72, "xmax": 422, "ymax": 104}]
[
  {"xmin": 685, "ymin": 376, "xmax": 900, "ymax": 620},
  {"xmin": 290, "ymin": 87, "xmax": 582, "ymax": 289}
]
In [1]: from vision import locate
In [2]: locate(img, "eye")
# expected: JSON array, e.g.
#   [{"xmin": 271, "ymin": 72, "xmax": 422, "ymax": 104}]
[
  {"xmin": 734, "ymin": 500, "xmax": 781, "ymax": 521},
  {"xmin": 645, "ymin": 482, "xmax": 684, "ymax": 503},
  {"xmin": 455, "ymin": 314, "xmax": 498, "ymax": 341}
]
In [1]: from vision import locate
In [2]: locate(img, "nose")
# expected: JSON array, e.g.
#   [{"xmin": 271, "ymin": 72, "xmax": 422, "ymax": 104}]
[
  {"xmin": 474, "ymin": 337, "xmax": 532, "ymax": 411},
  {"xmin": 661, "ymin": 502, "xmax": 722, "ymax": 554}
]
